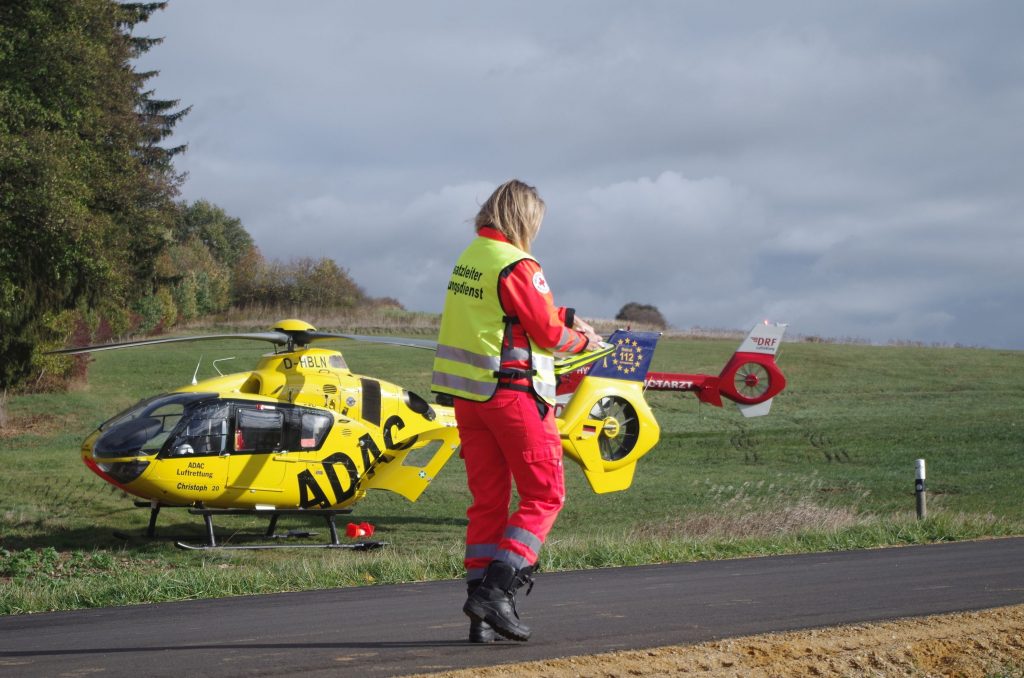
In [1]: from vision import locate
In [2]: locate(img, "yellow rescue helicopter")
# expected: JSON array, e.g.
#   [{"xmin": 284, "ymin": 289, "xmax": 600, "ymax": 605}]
[{"xmin": 52, "ymin": 319, "xmax": 787, "ymax": 549}]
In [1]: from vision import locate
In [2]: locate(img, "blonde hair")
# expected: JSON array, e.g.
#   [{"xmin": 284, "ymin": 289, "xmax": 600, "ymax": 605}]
[{"xmin": 474, "ymin": 179, "xmax": 546, "ymax": 252}]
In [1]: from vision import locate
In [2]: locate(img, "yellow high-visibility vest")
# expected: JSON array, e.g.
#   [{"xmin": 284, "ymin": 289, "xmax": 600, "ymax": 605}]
[{"xmin": 431, "ymin": 236, "xmax": 556, "ymax": 404}]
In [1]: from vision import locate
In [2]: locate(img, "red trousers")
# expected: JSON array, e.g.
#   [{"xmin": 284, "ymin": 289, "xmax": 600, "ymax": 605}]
[{"xmin": 455, "ymin": 389, "xmax": 565, "ymax": 580}]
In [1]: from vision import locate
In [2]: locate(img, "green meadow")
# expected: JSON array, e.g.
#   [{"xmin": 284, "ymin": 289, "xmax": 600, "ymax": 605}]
[{"xmin": 1, "ymin": 334, "xmax": 1021, "ymax": 614}]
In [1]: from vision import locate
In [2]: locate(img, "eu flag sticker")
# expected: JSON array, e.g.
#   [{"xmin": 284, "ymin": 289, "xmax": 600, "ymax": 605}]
[{"xmin": 588, "ymin": 330, "xmax": 660, "ymax": 382}]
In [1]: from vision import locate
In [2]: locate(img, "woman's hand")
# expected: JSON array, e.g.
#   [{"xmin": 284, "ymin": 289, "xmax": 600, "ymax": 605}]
[
  {"xmin": 582, "ymin": 328, "xmax": 604, "ymax": 350},
  {"xmin": 573, "ymin": 317, "xmax": 603, "ymax": 350}
]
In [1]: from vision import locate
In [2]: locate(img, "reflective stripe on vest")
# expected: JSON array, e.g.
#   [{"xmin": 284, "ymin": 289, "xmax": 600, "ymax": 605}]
[{"xmin": 432, "ymin": 237, "xmax": 557, "ymax": 404}]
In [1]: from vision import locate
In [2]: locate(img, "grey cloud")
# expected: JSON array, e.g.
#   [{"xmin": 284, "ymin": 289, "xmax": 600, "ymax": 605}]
[{"xmin": 136, "ymin": 1, "xmax": 1024, "ymax": 348}]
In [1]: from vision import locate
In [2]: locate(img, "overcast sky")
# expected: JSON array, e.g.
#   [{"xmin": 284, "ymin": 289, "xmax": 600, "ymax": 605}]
[{"xmin": 135, "ymin": 1, "xmax": 1023, "ymax": 349}]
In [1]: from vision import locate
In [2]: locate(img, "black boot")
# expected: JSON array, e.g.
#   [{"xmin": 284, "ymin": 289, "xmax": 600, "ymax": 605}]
[
  {"xmin": 463, "ymin": 561, "xmax": 535, "ymax": 642},
  {"xmin": 466, "ymin": 580, "xmax": 498, "ymax": 643}
]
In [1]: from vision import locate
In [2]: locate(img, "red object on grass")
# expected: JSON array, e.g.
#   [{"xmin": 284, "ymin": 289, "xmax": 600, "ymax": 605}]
[{"xmin": 346, "ymin": 522, "xmax": 375, "ymax": 538}]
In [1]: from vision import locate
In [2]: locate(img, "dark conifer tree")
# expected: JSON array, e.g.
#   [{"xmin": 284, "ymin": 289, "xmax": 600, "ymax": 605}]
[{"xmin": 0, "ymin": 0, "xmax": 189, "ymax": 388}]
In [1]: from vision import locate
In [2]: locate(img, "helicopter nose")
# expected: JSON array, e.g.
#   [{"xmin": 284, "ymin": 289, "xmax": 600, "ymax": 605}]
[
  {"xmin": 82, "ymin": 421, "xmax": 155, "ymax": 485},
  {"xmin": 95, "ymin": 459, "xmax": 151, "ymax": 484}
]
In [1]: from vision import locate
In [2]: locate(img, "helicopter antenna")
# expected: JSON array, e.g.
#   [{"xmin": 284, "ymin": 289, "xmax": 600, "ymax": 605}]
[
  {"xmin": 191, "ymin": 356, "xmax": 202, "ymax": 385},
  {"xmin": 212, "ymin": 357, "xmax": 236, "ymax": 377}
]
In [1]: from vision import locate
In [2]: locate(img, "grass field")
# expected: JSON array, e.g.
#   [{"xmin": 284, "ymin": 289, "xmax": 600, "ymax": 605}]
[{"xmin": 1, "ymin": 333, "xmax": 1021, "ymax": 614}]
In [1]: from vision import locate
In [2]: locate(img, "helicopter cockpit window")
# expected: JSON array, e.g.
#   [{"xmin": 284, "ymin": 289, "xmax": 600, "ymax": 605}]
[
  {"xmin": 234, "ymin": 408, "xmax": 283, "ymax": 453},
  {"xmin": 163, "ymin": 401, "xmax": 231, "ymax": 457},
  {"xmin": 94, "ymin": 392, "xmax": 215, "ymax": 459},
  {"xmin": 99, "ymin": 392, "xmax": 214, "ymax": 433}
]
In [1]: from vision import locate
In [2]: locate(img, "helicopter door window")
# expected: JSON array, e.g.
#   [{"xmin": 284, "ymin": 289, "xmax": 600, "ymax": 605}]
[
  {"xmin": 235, "ymin": 409, "xmax": 283, "ymax": 453},
  {"xmin": 298, "ymin": 412, "xmax": 332, "ymax": 449}
]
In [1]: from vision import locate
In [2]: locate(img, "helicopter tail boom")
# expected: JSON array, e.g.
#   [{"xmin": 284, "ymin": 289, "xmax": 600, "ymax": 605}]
[{"xmin": 643, "ymin": 321, "xmax": 788, "ymax": 417}]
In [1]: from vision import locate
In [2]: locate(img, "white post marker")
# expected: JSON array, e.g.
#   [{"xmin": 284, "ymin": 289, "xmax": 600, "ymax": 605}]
[{"xmin": 915, "ymin": 458, "xmax": 927, "ymax": 520}]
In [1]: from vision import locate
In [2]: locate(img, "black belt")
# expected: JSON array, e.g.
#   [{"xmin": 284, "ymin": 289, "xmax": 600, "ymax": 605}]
[
  {"xmin": 496, "ymin": 369, "xmax": 531, "ymax": 391},
  {"xmin": 495, "ymin": 367, "xmax": 533, "ymax": 392},
  {"xmin": 496, "ymin": 381, "xmax": 532, "ymax": 393}
]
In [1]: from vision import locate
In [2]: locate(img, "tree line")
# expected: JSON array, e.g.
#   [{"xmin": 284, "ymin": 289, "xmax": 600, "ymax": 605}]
[{"xmin": 0, "ymin": 1, "xmax": 378, "ymax": 392}]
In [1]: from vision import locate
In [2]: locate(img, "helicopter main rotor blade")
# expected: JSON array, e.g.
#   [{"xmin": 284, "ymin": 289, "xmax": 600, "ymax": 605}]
[
  {"xmin": 308, "ymin": 332, "xmax": 438, "ymax": 351},
  {"xmin": 46, "ymin": 332, "xmax": 292, "ymax": 355}
]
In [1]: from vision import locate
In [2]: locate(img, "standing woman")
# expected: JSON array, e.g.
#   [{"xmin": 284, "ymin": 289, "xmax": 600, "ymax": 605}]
[{"xmin": 432, "ymin": 179, "xmax": 602, "ymax": 642}]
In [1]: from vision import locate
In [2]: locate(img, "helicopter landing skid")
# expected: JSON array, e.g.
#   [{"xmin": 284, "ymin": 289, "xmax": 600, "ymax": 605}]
[
  {"xmin": 174, "ymin": 540, "xmax": 386, "ymax": 551},
  {"xmin": 170, "ymin": 507, "xmax": 382, "ymax": 551},
  {"xmin": 127, "ymin": 501, "xmax": 383, "ymax": 550}
]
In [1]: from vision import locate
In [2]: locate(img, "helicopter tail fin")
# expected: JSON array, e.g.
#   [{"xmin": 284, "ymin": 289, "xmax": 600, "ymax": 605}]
[
  {"xmin": 728, "ymin": 321, "xmax": 787, "ymax": 417},
  {"xmin": 711, "ymin": 321, "xmax": 787, "ymax": 417}
]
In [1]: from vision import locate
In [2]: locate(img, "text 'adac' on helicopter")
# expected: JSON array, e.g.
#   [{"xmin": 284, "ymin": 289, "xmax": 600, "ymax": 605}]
[{"xmin": 51, "ymin": 319, "xmax": 787, "ymax": 549}]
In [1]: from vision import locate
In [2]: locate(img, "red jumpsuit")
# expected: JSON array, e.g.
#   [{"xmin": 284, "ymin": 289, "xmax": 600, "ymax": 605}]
[{"xmin": 458, "ymin": 227, "xmax": 589, "ymax": 580}]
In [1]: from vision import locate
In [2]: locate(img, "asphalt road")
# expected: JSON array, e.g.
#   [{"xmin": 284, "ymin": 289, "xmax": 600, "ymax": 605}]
[{"xmin": 1, "ymin": 537, "xmax": 1022, "ymax": 677}]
